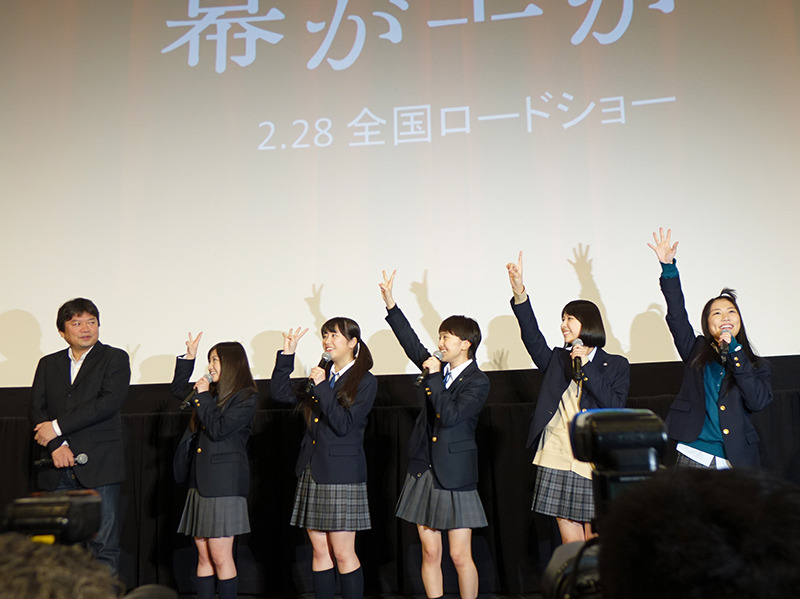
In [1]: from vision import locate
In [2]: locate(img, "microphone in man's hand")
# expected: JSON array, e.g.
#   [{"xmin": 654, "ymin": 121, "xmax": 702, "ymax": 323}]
[
  {"xmin": 572, "ymin": 338, "xmax": 584, "ymax": 382},
  {"xmin": 304, "ymin": 352, "xmax": 332, "ymax": 393},
  {"xmin": 415, "ymin": 350, "xmax": 445, "ymax": 387},
  {"xmin": 180, "ymin": 373, "xmax": 214, "ymax": 411},
  {"xmin": 35, "ymin": 452, "xmax": 88, "ymax": 469}
]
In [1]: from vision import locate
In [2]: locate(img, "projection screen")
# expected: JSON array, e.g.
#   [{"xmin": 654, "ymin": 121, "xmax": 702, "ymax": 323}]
[{"xmin": 2, "ymin": 0, "xmax": 799, "ymax": 386}]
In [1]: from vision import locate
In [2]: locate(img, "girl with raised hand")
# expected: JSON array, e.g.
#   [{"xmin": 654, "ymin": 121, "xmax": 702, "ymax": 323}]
[
  {"xmin": 648, "ymin": 227, "xmax": 773, "ymax": 468},
  {"xmin": 270, "ymin": 319, "xmax": 377, "ymax": 599},
  {"xmin": 171, "ymin": 332, "xmax": 259, "ymax": 599},
  {"xmin": 379, "ymin": 269, "xmax": 489, "ymax": 599},
  {"xmin": 507, "ymin": 251, "xmax": 630, "ymax": 544}
]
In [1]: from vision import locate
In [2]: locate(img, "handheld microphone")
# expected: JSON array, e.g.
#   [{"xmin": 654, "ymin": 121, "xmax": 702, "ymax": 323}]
[
  {"xmin": 180, "ymin": 373, "xmax": 214, "ymax": 411},
  {"xmin": 304, "ymin": 352, "xmax": 332, "ymax": 393},
  {"xmin": 414, "ymin": 350, "xmax": 444, "ymax": 387},
  {"xmin": 719, "ymin": 329, "xmax": 732, "ymax": 363},
  {"xmin": 572, "ymin": 338, "xmax": 584, "ymax": 382},
  {"xmin": 35, "ymin": 452, "xmax": 88, "ymax": 469}
]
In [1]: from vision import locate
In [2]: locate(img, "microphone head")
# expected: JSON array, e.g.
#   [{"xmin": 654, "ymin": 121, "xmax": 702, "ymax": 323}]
[
  {"xmin": 572, "ymin": 338, "xmax": 584, "ymax": 348},
  {"xmin": 432, "ymin": 350, "xmax": 444, "ymax": 361},
  {"xmin": 321, "ymin": 351, "xmax": 332, "ymax": 362},
  {"xmin": 75, "ymin": 453, "xmax": 89, "ymax": 465},
  {"xmin": 203, "ymin": 373, "xmax": 214, "ymax": 382}
]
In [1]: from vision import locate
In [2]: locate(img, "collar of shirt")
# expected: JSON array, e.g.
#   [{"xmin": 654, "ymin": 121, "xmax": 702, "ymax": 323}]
[
  {"xmin": 68, "ymin": 344, "xmax": 95, "ymax": 383},
  {"xmin": 569, "ymin": 345, "xmax": 598, "ymax": 363},
  {"xmin": 330, "ymin": 359, "xmax": 355, "ymax": 381},
  {"xmin": 443, "ymin": 358, "xmax": 473, "ymax": 388},
  {"xmin": 585, "ymin": 347, "xmax": 598, "ymax": 363}
]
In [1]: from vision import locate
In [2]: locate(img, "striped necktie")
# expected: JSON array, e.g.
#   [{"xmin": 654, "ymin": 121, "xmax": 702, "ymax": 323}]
[{"xmin": 329, "ymin": 372, "xmax": 338, "ymax": 388}]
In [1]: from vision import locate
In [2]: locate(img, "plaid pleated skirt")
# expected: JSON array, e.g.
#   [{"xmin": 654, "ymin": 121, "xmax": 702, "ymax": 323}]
[
  {"xmin": 533, "ymin": 466, "xmax": 594, "ymax": 522},
  {"xmin": 396, "ymin": 470, "xmax": 487, "ymax": 530},
  {"xmin": 178, "ymin": 488, "xmax": 250, "ymax": 538},
  {"xmin": 675, "ymin": 452, "xmax": 715, "ymax": 469},
  {"xmin": 290, "ymin": 464, "xmax": 371, "ymax": 531}
]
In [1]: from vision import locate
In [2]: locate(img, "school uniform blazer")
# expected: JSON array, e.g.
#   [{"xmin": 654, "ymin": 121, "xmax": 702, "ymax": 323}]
[
  {"xmin": 385, "ymin": 305, "xmax": 490, "ymax": 491},
  {"xmin": 511, "ymin": 297, "xmax": 630, "ymax": 450},
  {"xmin": 660, "ymin": 274, "xmax": 773, "ymax": 467},
  {"xmin": 29, "ymin": 341, "xmax": 131, "ymax": 491},
  {"xmin": 171, "ymin": 358, "xmax": 258, "ymax": 497},
  {"xmin": 270, "ymin": 351, "xmax": 376, "ymax": 484}
]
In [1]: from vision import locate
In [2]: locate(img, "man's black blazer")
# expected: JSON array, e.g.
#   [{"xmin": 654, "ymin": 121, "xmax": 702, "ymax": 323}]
[
  {"xmin": 29, "ymin": 341, "xmax": 131, "ymax": 490},
  {"xmin": 386, "ymin": 305, "xmax": 489, "ymax": 491}
]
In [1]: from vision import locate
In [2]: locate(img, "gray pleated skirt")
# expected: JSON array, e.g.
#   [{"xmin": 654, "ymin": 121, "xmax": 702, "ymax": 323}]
[
  {"xmin": 675, "ymin": 452, "xmax": 715, "ymax": 469},
  {"xmin": 396, "ymin": 470, "xmax": 487, "ymax": 530},
  {"xmin": 178, "ymin": 488, "xmax": 250, "ymax": 538},
  {"xmin": 290, "ymin": 464, "xmax": 371, "ymax": 531},
  {"xmin": 532, "ymin": 466, "xmax": 594, "ymax": 522}
]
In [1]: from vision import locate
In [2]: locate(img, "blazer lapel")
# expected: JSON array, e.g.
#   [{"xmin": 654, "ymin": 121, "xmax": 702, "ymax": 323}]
[
  {"xmin": 331, "ymin": 367, "xmax": 348, "ymax": 390},
  {"xmin": 449, "ymin": 361, "xmax": 478, "ymax": 390},
  {"xmin": 56, "ymin": 350, "xmax": 72, "ymax": 390},
  {"xmin": 69, "ymin": 342, "xmax": 104, "ymax": 390}
]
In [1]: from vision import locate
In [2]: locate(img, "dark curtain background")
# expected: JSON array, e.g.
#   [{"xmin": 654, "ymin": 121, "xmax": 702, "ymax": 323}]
[{"xmin": 1, "ymin": 356, "xmax": 798, "ymax": 596}]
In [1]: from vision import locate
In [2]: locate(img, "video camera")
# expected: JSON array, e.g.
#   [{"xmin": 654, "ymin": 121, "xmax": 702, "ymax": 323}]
[
  {"xmin": 541, "ymin": 408, "xmax": 667, "ymax": 599},
  {"xmin": 1, "ymin": 489, "xmax": 101, "ymax": 544}
]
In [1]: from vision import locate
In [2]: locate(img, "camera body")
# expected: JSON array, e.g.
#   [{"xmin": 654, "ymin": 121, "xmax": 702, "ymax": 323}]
[
  {"xmin": 1, "ymin": 490, "xmax": 101, "ymax": 544},
  {"xmin": 541, "ymin": 408, "xmax": 667, "ymax": 599}
]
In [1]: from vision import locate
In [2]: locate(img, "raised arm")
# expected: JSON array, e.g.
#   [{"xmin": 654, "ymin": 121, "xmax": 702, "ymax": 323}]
[
  {"xmin": 381, "ymin": 269, "xmax": 433, "ymax": 370},
  {"xmin": 649, "ymin": 228, "xmax": 697, "ymax": 362},
  {"xmin": 379, "ymin": 271, "xmax": 438, "ymax": 370},
  {"xmin": 170, "ymin": 331, "xmax": 203, "ymax": 399},
  {"xmin": 507, "ymin": 251, "xmax": 553, "ymax": 370},
  {"xmin": 507, "ymin": 250, "xmax": 527, "ymax": 301},
  {"xmin": 270, "ymin": 327, "xmax": 309, "ymax": 405},
  {"xmin": 282, "ymin": 327, "xmax": 309, "ymax": 355},
  {"xmin": 379, "ymin": 269, "xmax": 397, "ymax": 310}
]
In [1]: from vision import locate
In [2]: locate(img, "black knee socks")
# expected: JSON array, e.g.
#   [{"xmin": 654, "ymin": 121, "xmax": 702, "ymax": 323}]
[
  {"xmin": 312, "ymin": 567, "xmax": 336, "ymax": 599},
  {"xmin": 340, "ymin": 566, "xmax": 363, "ymax": 599},
  {"xmin": 195, "ymin": 575, "xmax": 215, "ymax": 599},
  {"xmin": 217, "ymin": 576, "xmax": 238, "ymax": 599}
]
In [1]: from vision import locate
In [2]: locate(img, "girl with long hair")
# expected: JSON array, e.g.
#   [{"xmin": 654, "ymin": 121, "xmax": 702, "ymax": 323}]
[
  {"xmin": 171, "ymin": 333, "xmax": 258, "ymax": 599},
  {"xmin": 270, "ymin": 318, "xmax": 377, "ymax": 599},
  {"xmin": 648, "ymin": 227, "xmax": 773, "ymax": 468},
  {"xmin": 507, "ymin": 251, "xmax": 630, "ymax": 544}
]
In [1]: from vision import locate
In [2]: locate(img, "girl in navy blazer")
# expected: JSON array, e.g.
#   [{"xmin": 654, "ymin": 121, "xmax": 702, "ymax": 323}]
[
  {"xmin": 270, "ymin": 318, "xmax": 377, "ymax": 599},
  {"xmin": 380, "ymin": 270, "xmax": 489, "ymax": 599},
  {"xmin": 648, "ymin": 228, "xmax": 773, "ymax": 468},
  {"xmin": 507, "ymin": 251, "xmax": 630, "ymax": 544},
  {"xmin": 171, "ymin": 333, "xmax": 258, "ymax": 599}
]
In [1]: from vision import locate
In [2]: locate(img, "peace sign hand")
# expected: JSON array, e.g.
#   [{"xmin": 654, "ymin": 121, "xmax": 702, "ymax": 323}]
[
  {"xmin": 185, "ymin": 331, "xmax": 203, "ymax": 360},
  {"xmin": 379, "ymin": 269, "xmax": 397, "ymax": 309}
]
